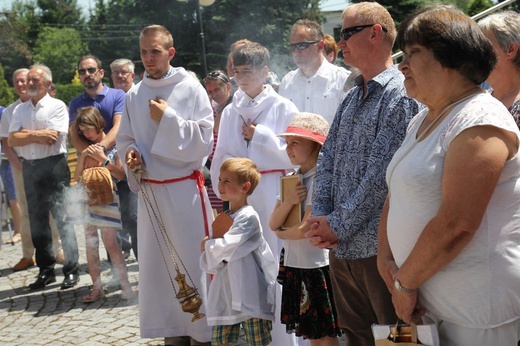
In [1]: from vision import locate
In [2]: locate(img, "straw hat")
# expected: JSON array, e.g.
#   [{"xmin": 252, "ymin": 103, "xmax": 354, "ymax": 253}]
[{"xmin": 278, "ymin": 112, "xmax": 329, "ymax": 145}]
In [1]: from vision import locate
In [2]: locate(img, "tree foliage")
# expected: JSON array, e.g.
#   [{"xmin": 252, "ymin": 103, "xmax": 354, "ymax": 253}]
[
  {"xmin": 1, "ymin": 0, "xmax": 516, "ymax": 86},
  {"xmin": 33, "ymin": 26, "xmax": 88, "ymax": 83},
  {"xmin": 467, "ymin": 0, "xmax": 493, "ymax": 17},
  {"xmin": 37, "ymin": 0, "xmax": 84, "ymax": 25},
  {"xmin": 83, "ymin": 0, "xmax": 322, "ymax": 78},
  {"xmin": 0, "ymin": 63, "xmax": 15, "ymax": 106}
]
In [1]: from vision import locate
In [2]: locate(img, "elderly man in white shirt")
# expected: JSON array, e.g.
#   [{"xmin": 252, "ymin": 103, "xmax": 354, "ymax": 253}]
[
  {"xmin": 278, "ymin": 19, "xmax": 351, "ymax": 125},
  {"xmin": 9, "ymin": 64, "xmax": 79, "ymax": 291}
]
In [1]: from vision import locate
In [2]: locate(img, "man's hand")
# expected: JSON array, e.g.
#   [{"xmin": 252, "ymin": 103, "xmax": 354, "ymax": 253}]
[
  {"xmin": 36, "ymin": 129, "xmax": 59, "ymax": 145},
  {"xmin": 305, "ymin": 216, "xmax": 339, "ymax": 249},
  {"xmin": 126, "ymin": 148, "xmax": 143, "ymax": 170},
  {"xmin": 149, "ymin": 98, "xmax": 168, "ymax": 122}
]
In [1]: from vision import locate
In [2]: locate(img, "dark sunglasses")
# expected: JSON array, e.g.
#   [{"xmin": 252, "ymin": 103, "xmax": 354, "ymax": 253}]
[
  {"xmin": 205, "ymin": 71, "xmax": 229, "ymax": 84},
  {"xmin": 78, "ymin": 67, "xmax": 99, "ymax": 76},
  {"xmin": 289, "ymin": 41, "xmax": 319, "ymax": 52},
  {"xmin": 340, "ymin": 24, "xmax": 388, "ymax": 41}
]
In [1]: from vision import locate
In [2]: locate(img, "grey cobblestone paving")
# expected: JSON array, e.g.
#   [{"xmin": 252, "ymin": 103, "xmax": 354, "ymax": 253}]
[
  {"xmin": 0, "ymin": 226, "xmax": 345, "ymax": 346},
  {"xmin": 0, "ymin": 225, "xmax": 231, "ymax": 346}
]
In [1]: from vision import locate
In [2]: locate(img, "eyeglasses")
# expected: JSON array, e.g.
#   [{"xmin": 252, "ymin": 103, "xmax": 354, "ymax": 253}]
[
  {"xmin": 289, "ymin": 41, "xmax": 319, "ymax": 52},
  {"xmin": 204, "ymin": 71, "xmax": 229, "ymax": 84},
  {"xmin": 111, "ymin": 70, "xmax": 131, "ymax": 77},
  {"xmin": 78, "ymin": 68, "xmax": 99, "ymax": 76},
  {"xmin": 340, "ymin": 24, "xmax": 388, "ymax": 41}
]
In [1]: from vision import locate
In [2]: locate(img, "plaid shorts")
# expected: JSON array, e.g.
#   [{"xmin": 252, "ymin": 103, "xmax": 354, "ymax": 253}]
[{"xmin": 211, "ymin": 318, "xmax": 272, "ymax": 346}]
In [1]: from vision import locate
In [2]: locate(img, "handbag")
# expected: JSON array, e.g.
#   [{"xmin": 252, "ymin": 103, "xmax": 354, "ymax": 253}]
[
  {"xmin": 372, "ymin": 321, "xmax": 439, "ymax": 346},
  {"xmin": 80, "ymin": 166, "xmax": 114, "ymax": 206}
]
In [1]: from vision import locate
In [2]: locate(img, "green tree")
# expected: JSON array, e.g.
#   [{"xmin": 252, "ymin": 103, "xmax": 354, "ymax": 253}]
[
  {"xmin": 85, "ymin": 0, "xmax": 143, "ymax": 77},
  {"xmin": 0, "ymin": 0, "xmax": 38, "ymax": 82},
  {"xmin": 33, "ymin": 26, "xmax": 88, "ymax": 83},
  {"xmin": 87, "ymin": 0, "xmax": 322, "ymax": 78},
  {"xmin": 467, "ymin": 0, "xmax": 493, "ymax": 16},
  {"xmin": 0, "ymin": 63, "xmax": 15, "ymax": 106},
  {"xmin": 37, "ymin": 0, "xmax": 84, "ymax": 26}
]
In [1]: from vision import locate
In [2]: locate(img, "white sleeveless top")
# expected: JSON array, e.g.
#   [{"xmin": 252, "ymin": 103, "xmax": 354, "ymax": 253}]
[{"xmin": 386, "ymin": 93, "xmax": 520, "ymax": 328}]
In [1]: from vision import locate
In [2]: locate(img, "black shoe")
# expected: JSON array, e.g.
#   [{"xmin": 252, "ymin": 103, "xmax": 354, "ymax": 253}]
[
  {"xmin": 29, "ymin": 272, "xmax": 56, "ymax": 290},
  {"xmin": 61, "ymin": 273, "xmax": 79, "ymax": 290}
]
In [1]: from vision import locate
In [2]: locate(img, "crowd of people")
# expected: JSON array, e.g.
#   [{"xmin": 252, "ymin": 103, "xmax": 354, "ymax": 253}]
[{"xmin": 0, "ymin": 2, "xmax": 519, "ymax": 346}]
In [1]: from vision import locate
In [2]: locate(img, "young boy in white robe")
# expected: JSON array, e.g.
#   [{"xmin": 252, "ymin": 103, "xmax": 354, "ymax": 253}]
[
  {"xmin": 200, "ymin": 157, "xmax": 277, "ymax": 346},
  {"xmin": 209, "ymin": 42, "xmax": 299, "ymax": 346}
]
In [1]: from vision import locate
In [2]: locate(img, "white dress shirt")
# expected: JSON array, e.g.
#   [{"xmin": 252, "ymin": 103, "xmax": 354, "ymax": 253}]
[
  {"xmin": 10, "ymin": 94, "xmax": 69, "ymax": 160},
  {"xmin": 279, "ymin": 59, "xmax": 351, "ymax": 124}
]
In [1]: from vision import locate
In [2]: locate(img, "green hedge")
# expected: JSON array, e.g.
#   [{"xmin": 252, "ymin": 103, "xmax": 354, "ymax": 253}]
[{"xmin": 55, "ymin": 84, "xmax": 85, "ymax": 105}]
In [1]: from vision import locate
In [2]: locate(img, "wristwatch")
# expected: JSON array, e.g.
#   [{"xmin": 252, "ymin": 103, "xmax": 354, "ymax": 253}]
[
  {"xmin": 394, "ymin": 278, "xmax": 416, "ymax": 293},
  {"xmin": 101, "ymin": 159, "xmax": 110, "ymax": 167}
]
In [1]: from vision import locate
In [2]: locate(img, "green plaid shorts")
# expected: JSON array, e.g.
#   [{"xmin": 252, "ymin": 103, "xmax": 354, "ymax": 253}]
[{"xmin": 211, "ymin": 318, "xmax": 272, "ymax": 346}]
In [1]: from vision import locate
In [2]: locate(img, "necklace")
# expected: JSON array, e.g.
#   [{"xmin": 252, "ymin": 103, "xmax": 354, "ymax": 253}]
[
  {"xmin": 387, "ymin": 91, "xmax": 480, "ymax": 196},
  {"xmin": 238, "ymin": 111, "xmax": 264, "ymax": 147},
  {"xmin": 417, "ymin": 89, "xmax": 482, "ymax": 141}
]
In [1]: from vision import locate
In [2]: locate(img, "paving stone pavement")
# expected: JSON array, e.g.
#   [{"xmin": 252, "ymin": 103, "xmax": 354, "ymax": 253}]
[
  {"xmin": 0, "ymin": 225, "xmax": 252, "ymax": 346},
  {"xmin": 0, "ymin": 225, "xmax": 163, "ymax": 345},
  {"xmin": 0, "ymin": 225, "xmax": 347, "ymax": 346}
]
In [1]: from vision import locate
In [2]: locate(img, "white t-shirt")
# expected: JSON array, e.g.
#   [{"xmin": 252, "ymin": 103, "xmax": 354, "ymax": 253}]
[
  {"xmin": 280, "ymin": 167, "xmax": 329, "ymax": 269},
  {"xmin": 279, "ymin": 59, "xmax": 351, "ymax": 125},
  {"xmin": 386, "ymin": 92, "xmax": 520, "ymax": 328}
]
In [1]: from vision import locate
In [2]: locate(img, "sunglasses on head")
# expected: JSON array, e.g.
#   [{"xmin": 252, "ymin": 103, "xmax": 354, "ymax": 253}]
[
  {"xmin": 78, "ymin": 67, "xmax": 99, "ymax": 76},
  {"xmin": 205, "ymin": 71, "xmax": 229, "ymax": 84},
  {"xmin": 289, "ymin": 41, "xmax": 319, "ymax": 52},
  {"xmin": 340, "ymin": 24, "xmax": 388, "ymax": 41}
]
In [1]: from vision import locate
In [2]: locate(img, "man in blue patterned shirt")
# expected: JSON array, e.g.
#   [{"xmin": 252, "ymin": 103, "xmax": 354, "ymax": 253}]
[{"xmin": 306, "ymin": 3, "xmax": 422, "ymax": 345}]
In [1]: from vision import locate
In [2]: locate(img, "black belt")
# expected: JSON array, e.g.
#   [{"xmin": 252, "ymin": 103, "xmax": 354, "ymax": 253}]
[{"xmin": 22, "ymin": 153, "xmax": 65, "ymax": 164}]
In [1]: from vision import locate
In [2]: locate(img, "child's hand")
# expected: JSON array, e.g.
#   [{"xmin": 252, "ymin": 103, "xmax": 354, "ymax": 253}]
[
  {"xmin": 242, "ymin": 119, "xmax": 256, "ymax": 143},
  {"xmin": 287, "ymin": 182, "xmax": 307, "ymax": 205},
  {"xmin": 85, "ymin": 144, "xmax": 106, "ymax": 163},
  {"xmin": 200, "ymin": 236, "xmax": 209, "ymax": 252}
]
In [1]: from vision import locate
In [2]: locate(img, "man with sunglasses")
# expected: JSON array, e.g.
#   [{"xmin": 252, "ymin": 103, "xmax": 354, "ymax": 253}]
[
  {"xmin": 69, "ymin": 55, "xmax": 126, "ymax": 167},
  {"xmin": 278, "ymin": 19, "xmax": 351, "ymax": 125},
  {"xmin": 305, "ymin": 3, "xmax": 422, "ymax": 345}
]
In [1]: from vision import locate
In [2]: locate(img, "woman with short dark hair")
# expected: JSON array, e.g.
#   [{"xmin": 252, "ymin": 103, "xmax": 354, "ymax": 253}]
[{"xmin": 377, "ymin": 5, "xmax": 520, "ymax": 345}]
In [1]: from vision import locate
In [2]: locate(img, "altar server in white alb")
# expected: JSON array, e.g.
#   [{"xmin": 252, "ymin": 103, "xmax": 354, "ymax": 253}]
[
  {"xmin": 210, "ymin": 42, "xmax": 299, "ymax": 346},
  {"xmin": 116, "ymin": 24, "xmax": 214, "ymax": 346}
]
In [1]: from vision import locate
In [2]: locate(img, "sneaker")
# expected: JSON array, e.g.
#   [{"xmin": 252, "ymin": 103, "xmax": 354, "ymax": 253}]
[{"xmin": 13, "ymin": 257, "xmax": 35, "ymax": 272}]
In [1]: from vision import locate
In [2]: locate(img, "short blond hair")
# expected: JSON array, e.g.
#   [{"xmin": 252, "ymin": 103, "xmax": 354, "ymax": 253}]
[
  {"xmin": 140, "ymin": 25, "xmax": 174, "ymax": 49},
  {"xmin": 343, "ymin": 2, "xmax": 397, "ymax": 46},
  {"xmin": 220, "ymin": 158, "xmax": 261, "ymax": 196}
]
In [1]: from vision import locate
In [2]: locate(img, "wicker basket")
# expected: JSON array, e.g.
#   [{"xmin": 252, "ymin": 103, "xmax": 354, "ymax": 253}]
[{"xmin": 80, "ymin": 167, "xmax": 114, "ymax": 206}]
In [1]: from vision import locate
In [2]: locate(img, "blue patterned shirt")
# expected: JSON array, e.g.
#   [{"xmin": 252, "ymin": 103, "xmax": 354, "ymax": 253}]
[{"xmin": 312, "ymin": 65, "xmax": 422, "ymax": 260}]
